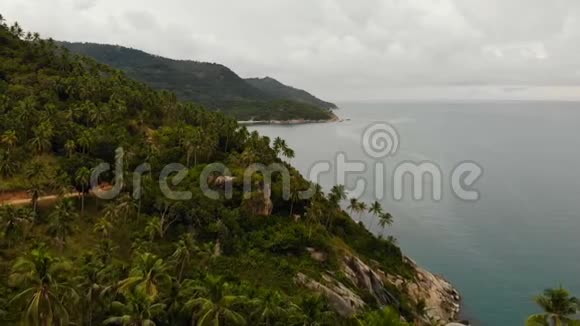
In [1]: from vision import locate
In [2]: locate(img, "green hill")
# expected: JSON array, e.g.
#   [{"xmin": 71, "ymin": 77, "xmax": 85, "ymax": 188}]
[
  {"xmin": 0, "ymin": 15, "xmax": 456, "ymax": 326},
  {"xmin": 59, "ymin": 41, "xmax": 335, "ymax": 121},
  {"xmin": 246, "ymin": 77, "xmax": 337, "ymax": 109}
]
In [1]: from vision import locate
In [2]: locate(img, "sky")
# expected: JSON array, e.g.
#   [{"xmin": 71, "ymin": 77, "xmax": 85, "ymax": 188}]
[{"xmin": 3, "ymin": 0, "xmax": 580, "ymax": 101}]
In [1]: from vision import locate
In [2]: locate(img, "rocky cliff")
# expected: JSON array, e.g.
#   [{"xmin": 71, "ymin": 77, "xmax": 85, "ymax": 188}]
[{"xmin": 295, "ymin": 252, "xmax": 461, "ymax": 324}]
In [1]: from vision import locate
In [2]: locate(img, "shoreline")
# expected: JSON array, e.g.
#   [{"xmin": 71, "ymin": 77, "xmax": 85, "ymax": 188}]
[{"xmin": 238, "ymin": 110, "xmax": 342, "ymax": 126}]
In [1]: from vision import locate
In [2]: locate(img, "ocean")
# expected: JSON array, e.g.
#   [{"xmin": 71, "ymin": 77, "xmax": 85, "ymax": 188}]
[{"xmin": 249, "ymin": 101, "xmax": 580, "ymax": 325}]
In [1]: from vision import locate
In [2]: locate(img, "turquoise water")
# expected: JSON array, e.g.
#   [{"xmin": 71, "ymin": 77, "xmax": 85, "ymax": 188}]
[{"xmin": 250, "ymin": 101, "xmax": 580, "ymax": 325}]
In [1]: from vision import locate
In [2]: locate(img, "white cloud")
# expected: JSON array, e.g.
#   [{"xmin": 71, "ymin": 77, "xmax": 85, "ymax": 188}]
[{"xmin": 3, "ymin": 0, "xmax": 580, "ymax": 100}]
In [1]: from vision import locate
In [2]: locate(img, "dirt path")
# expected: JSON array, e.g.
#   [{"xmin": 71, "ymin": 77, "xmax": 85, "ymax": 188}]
[{"xmin": 0, "ymin": 186, "xmax": 112, "ymax": 206}]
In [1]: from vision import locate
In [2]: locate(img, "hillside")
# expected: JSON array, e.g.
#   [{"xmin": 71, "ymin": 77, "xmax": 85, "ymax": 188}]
[
  {"xmin": 59, "ymin": 42, "xmax": 336, "ymax": 121},
  {"xmin": 0, "ymin": 16, "xmax": 460, "ymax": 326},
  {"xmin": 246, "ymin": 77, "xmax": 337, "ymax": 109}
]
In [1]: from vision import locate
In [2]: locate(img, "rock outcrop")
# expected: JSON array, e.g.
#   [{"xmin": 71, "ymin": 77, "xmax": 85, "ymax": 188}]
[
  {"xmin": 386, "ymin": 257, "xmax": 461, "ymax": 323},
  {"xmin": 294, "ymin": 272, "xmax": 365, "ymax": 317},
  {"xmin": 294, "ymin": 252, "xmax": 461, "ymax": 323}
]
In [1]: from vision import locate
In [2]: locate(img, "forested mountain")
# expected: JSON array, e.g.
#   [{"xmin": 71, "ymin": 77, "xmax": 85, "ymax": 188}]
[
  {"xmin": 59, "ymin": 41, "xmax": 336, "ymax": 121},
  {"xmin": 0, "ymin": 15, "xmax": 458, "ymax": 326},
  {"xmin": 246, "ymin": 77, "xmax": 337, "ymax": 109}
]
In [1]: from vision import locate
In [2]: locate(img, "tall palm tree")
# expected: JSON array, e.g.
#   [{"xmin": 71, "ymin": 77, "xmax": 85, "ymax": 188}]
[
  {"xmin": 378, "ymin": 212, "xmax": 394, "ymax": 230},
  {"xmin": 104, "ymin": 289, "xmax": 166, "ymax": 326},
  {"xmin": 0, "ymin": 206, "xmax": 32, "ymax": 248},
  {"xmin": 356, "ymin": 201, "xmax": 368, "ymax": 222},
  {"xmin": 526, "ymin": 287, "xmax": 579, "ymax": 326},
  {"xmin": 118, "ymin": 252, "xmax": 171, "ymax": 300},
  {"xmin": 328, "ymin": 185, "xmax": 347, "ymax": 208},
  {"xmin": 347, "ymin": 198, "xmax": 359, "ymax": 220},
  {"xmin": 184, "ymin": 275, "xmax": 247, "ymax": 326},
  {"xmin": 47, "ymin": 199, "xmax": 77, "ymax": 250},
  {"xmin": 1, "ymin": 130, "xmax": 17, "ymax": 147},
  {"xmin": 75, "ymin": 167, "xmax": 91, "ymax": 217},
  {"xmin": 9, "ymin": 248, "xmax": 75, "ymax": 326},
  {"xmin": 170, "ymin": 234, "xmax": 198, "ymax": 282},
  {"xmin": 368, "ymin": 201, "xmax": 383, "ymax": 229},
  {"xmin": 272, "ymin": 137, "xmax": 295, "ymax": 160},
  {"xmin": 249, "ymin": 290, "xmax": 295, "ymax": 325},
  {"xmin": 77, "ymin": 254, "xmax": 112, "ymax": 326}
]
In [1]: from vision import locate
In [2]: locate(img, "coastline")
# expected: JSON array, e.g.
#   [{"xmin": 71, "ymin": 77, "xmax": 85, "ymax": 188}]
[{"xmin": 238, "ymin": 110, "xmax": 342, "ymax": 126}]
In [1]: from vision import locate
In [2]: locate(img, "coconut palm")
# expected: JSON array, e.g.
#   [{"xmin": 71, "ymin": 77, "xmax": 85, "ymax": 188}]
[
  {"xmin": 526, "ymin": 286, "xmax": 579, "ymax": 326},
  {"xmin": 249, "ymin": 290, "xmax": 295, "ymax": 325},
  {"xmin": 273, "ymin": 137, "xmax": 295, "ymax": 160},
  {"xmin": 1, "ymin": 130, "xmax": 17, "ymax": 147},
  {"xmin": 170, "ymin": 234, "xmax": 198, "ymax": 282},
  {"xmin": 104, "ymin": 289, "xmax": 166, "ymax": 326},
  {"xmin": 94, "ymin": 217, "xmax": 114, "ymax": 239},
  {"xmin": 378, "ymin": 212, "xmax": 394, "ymax": 230},
  {"xmin": 0, "ymin": 206, "xmax": 33, "ymax": 247},
  {"xmin": 8, "ymin": 247, "xmax": 75, "ymax": 326},
  {"xmin": 368, "ymin": 201, "xmax": 383, "ymax": 228},
  {"xmin": 77, "ymin": 254, "xmax": 113, "ymax": 326},
  {"xmin": 64, "ymin": 140, "xmax": 76, "ymax": 157},
  {"xmin": 47, "ymin": 199, "xmax": 77, "ymax": 250},
  {"xmin": 0, "ymin": 149, "xmax": 18, "ymax": 177},
  {"xmin": 356, "ymin": 201, "xmax": 368, "ymax": 222},
  {"xmin": 118, "ymin": 252, "xmax": 171, "ymax": 300},
  {"xmin": 184, "ymin": 275, "xmax": 247, "ymax": 326},
  {"xmin": 347, "ymin": 198, "xmax": 359, "ymax": 221},
  {"xmin": 75, "ymin": 167, "xmax": 91, "ymax": 216}
]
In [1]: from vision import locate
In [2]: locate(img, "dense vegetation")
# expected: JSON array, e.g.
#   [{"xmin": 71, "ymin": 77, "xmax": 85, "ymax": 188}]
[
  {"xmin": 245, "ymin": 77, "xmax": 336, "ymax": 110},
  {"xmin": 59, "ymin": 42, "xmax": 335, "ymax": 121},
  {"xmin": 0, "ymin": 16, "xmax": 422, "ymax": 326}
]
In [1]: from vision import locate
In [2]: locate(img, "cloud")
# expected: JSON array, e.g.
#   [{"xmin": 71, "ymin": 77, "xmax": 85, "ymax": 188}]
[{"xmin": 3, "ymin": 0, "xmax": 580, "ymax": 100}]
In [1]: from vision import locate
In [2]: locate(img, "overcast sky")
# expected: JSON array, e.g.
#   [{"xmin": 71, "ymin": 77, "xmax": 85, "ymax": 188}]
[{"xmin": 4, "ymin": 0, "xmax": 580, "ymax": 101}]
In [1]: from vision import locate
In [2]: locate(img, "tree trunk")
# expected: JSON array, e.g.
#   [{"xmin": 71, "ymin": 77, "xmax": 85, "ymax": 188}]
[{"xmin": 80, "ymin": 185, "xmax": 85, "ymax": 217}]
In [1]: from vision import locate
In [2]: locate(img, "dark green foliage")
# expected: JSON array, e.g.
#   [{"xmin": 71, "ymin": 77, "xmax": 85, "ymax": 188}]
[
  {"xmin": 246, "ymin": 77, "xmax": 337, "ymax": 109},
  {"xmin": 59, "ymin": 42, "xmax": 335, "ymax": 121},
  {"xmin": 0, "ymin": 17, "xmax": 416, "ymax": 326}
]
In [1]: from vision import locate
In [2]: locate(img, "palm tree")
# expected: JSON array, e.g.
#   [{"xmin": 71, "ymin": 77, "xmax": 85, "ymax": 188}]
[
  {"xmin": 328, "ymin": 185, "xmax": 347, "ymax": 208},
  {"xmin": 64, "ymin": 140, "xmax": 76, "ymax": 157},
  {"xmin": 94, "ymin": 217, "xmax": 114, "ymax": 239},
  {"xmin": 75, "ymin": 167, "xmax": 91, "ymax": 217},
  {"xmin": 368, "ymin": 201, "xmax": 383, "ymax": 229},
  {"xmin": 118, "ymin": 252, "xmax": 171, "ymax": 300},
  {"xmin": 9, "ymin": 247, "xmax": 75, "ymax": 326},
  {"xmin": 0, "ymin": 206, "xmax": 33, "ymax": 247},
  {"xmin": 326, "ymin": 185, "xmax": 347, "ymax": 229},
  {"xmin": 144, "ymin": 215, "xmax": 177, "ymax": 241},
  {"xmin": 104, "ymin": 193, "xmax": 137, "ymax": 224},
  {"xmin": 273, "ymin": 137, "xmax": 295, "ymax": 160},
  {"xmin": 0, "ymin": 149, "xmax": 18, "ymax": 177},
  {"xmin": 526, "ymin": 286, "xmax": 579, "ymax": 326},
  {"xmin": 29, "ymin": 121, "xmax": 53, "ymax": 153},
  {"xmin": 47, "ymin": 199, "xmax": 77, "ymax": 250},
  {"xmin": 356, "ymin": 201, "xmax": 368, "ymax": 222},
  {"xmin": 378, "ymin": 212, "xmax": 394, "ymax": 230},
  {"xmin": 170, "ymin": 234, "xmax": 198, "ymax": 282},
  {"xmin": 77, "ymin": 254, "xmax": 112, "ymax": 326},
  {"xmin": 347, "ymin": 198, "xmax": 359, "ymax": 220},
  {"xmin": 184, "ymin": 275, "xmax": 247, "ymax": 326},
  {"xmin": 1, "ymin": 130, "xmax": 18, "ymax": 147},
  {"xmin": 104, "ymin": 289, "xmax": 166, "ymax": 326},
  {"xmin": 249, "ymin": 290, "xmax": 295, "ymax": 325}
]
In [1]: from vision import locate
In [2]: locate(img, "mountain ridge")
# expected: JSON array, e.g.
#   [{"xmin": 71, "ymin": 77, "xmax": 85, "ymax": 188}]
[{"xmin": 59, "ymin": 41, "xmax": 336, "ymax": 120}]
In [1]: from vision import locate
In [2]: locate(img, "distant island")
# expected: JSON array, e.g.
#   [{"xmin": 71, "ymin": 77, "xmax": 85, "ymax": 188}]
[{"xmin": 59, "ymin": 41, "xmax": 337, "ymax": 122}]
